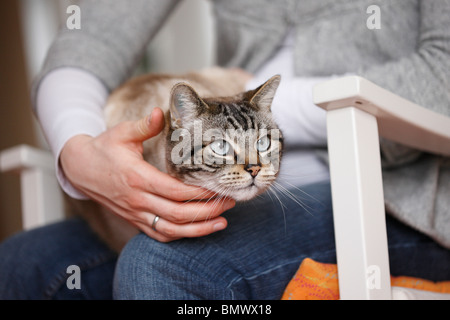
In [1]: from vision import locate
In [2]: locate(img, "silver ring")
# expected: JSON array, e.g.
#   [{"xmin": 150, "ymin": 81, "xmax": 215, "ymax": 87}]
[{"xmin": 151, "ymin": 215, "xmax": 160, "ymax": 231}]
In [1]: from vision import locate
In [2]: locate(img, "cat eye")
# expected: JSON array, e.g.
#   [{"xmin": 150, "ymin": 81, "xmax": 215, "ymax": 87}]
[
  {"xmin": 256, "ymin": 136, "xmax": 271, "ymax": 152},
  {"xmin": 210, "ymin": 139, "xmax": 231, "ymax": 156}
]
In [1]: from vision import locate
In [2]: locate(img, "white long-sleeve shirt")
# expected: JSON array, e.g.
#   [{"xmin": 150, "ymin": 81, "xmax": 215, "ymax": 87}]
[{"xmin": 36, "ymin": 67, "xmax": 108, "ymax": 199}]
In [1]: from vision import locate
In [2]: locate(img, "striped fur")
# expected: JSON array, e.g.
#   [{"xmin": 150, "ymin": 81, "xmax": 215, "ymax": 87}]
[{"xmin": 165, "ymin": 74, "xmax": 282, "ymax": 201}]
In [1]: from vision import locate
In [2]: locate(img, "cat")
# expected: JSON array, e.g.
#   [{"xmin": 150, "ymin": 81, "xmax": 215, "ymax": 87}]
[{"xmin": 73, "ymin": 67, "xmax": 283, "ymax": 252}]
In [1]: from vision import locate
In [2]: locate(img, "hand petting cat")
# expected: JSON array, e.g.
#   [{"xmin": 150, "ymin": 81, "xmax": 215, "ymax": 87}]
[{"xmin": 60, "ymin": 107, "xmax": 235, "ymax": 243}]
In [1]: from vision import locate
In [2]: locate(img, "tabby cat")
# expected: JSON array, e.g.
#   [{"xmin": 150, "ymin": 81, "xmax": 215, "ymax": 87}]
[{"xmin": 77, "ymin": 67, "xmax": 283, "ymax": 251}]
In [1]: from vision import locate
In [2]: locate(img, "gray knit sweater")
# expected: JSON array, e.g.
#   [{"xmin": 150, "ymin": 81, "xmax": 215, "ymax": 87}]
[{"xmin": 35, "ymin": 0, "xmax": 450, "ymax": 248}]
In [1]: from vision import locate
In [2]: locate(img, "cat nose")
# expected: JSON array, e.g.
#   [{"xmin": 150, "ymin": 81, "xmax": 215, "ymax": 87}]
[{"xmin": 245, "ymin": 164, "xmax": 261, "ymax": 177}]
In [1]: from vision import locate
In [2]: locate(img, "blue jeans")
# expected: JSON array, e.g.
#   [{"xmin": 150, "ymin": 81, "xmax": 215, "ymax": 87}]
[
  {"xmin": 0, "ymin": 216, "xmax": 117, "ymax": 299},
  {"xmin": 1, "ymin": 181, "xmax": 449, "ymax": 299}
]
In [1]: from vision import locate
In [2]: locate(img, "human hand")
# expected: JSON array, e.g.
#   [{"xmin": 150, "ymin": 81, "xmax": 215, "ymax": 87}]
[{"xmin": 60, "ymin": 108, "xmax": 235, "ymax": 242}]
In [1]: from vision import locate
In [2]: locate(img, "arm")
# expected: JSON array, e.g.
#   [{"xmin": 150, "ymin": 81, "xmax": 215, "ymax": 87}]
[
  {"xmin": 358, "ymin": 0, "xmax": 450, "ymax": 165},
  {"xmin": 34, "ymin": 0, "xmax": 234, "ymax": 242},
  {"xmin": 34, "ymin": 0, "xmax": 182, "ymax": 189},
  {"xmin": 261, "ymin": 1, "xmax": 450, "ymax": 163},
  {"xmin": 33, "ymin": 0, "xmax": 180, "ymax": 103},
  {"xmin": 36, "ymin": 68, "xmax": 107, "ymax": 199}
]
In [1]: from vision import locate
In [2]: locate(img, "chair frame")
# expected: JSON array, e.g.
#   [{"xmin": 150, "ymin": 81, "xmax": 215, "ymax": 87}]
[
  {"xmin": 0, "ymin": 145, "xmax": 64, "ymax": 230},
  {"xmin": 313, "ymin": 76, "xmax": 450, "ymax": 299}
]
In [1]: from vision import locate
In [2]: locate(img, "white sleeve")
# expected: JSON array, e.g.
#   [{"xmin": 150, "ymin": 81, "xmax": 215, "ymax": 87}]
[
  {"xmin": 36, "ymin": 67, "xmax": 108, "ymax": 199},
  {"xmin": 246, "ymin": 75, "xmax": 333, "ymax": 148}
]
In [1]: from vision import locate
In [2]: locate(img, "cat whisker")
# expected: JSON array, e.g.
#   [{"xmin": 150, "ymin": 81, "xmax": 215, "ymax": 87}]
[
  {"xmin": 188, "ymin": 185, "xmax": 233, "ymax": 224},
  {"xmin": 170, "ymin": 184, "xmax": 224, "ymax": 225},
  {"xmin": 275, "ymin": 177, "xmax": 325, "ymax": 206},
  {"xmin": 271, "ymin": 181, "xmax": 315, "ymax": 217},
  {"xmin": 202, "ymin": 187, "xmax": 228, "ymax": 221},
  {"xmin": 267, "ymin": 186, "xmax": 288, "ymax": 234},
  {"xmin": 177, "ymin": 184, "xmax": 219, "ymax": 200}
]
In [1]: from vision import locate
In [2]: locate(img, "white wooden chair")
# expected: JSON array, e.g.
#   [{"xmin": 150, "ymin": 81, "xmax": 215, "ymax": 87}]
[
  {"xmin": 313, "ymin": 76, "xmax": 450, "ymax": 300},
  {"xmin": 1, "ymin": 76, "xmax": 449, "ymax": 299},
  {"xmin": 0, "ymin": 144, "xmax": 65, "ymax": 230}
]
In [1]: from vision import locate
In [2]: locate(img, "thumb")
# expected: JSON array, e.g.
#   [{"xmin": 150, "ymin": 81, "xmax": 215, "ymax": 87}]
[{"xmin": 127, "ymin": 107, "xmax": 165, "ymax": 142}]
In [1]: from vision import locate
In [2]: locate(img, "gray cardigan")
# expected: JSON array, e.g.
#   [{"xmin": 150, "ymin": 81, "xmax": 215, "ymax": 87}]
[{"xmin": 35, "ymin": 0, "xmax": 450, "ymax": 248}]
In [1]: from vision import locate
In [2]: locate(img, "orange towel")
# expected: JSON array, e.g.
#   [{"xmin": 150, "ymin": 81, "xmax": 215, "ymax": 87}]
[{"xmin": 282, "ymin": 258, "xmax": 450, "ymax": 300}]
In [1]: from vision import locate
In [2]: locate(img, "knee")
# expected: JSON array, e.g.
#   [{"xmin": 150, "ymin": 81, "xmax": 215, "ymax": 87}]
[
  {"xmin": 113, "ymin": 233, "xmax": 178, "ymax": 299},
  {"xmin": 113, "ymin": 233, "xmax": 232, "ymax": 299}
]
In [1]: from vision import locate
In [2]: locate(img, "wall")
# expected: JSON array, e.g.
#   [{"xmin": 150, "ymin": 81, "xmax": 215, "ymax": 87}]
[{"xmin": 0, "ymin": 1, "xmax": 38, "ymax": 240}]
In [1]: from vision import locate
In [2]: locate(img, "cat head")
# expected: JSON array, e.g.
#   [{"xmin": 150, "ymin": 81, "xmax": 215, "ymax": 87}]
[{"xmin": 166, "ymin": 75, "xmax": 282, "ymax": 201}]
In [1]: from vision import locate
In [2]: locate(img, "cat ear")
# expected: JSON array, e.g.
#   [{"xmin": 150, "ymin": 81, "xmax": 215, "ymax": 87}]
[
  {"xmin": 247, "ymin": 75, "xmax": 281, "ymax": 111},
  {"xmin": 170, "ymin": 83, "xmax": 208, "ymax": 129}
]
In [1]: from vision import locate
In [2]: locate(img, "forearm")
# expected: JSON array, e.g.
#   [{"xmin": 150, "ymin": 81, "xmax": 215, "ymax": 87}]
[
  {"xmin": 33, "ymin": 0, "xmax": 181, "ymax": 197},
  {"xmin": 36, "ymin": 67, "xmax": 108, "ymax": 199}
]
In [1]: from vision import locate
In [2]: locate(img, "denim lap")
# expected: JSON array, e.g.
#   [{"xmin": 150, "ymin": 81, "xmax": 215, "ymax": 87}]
[
  {"xmin": 114, "ymin": 180, "xmax": 450, "ymax": 299},
  {"xmin": 1, "ymin": 181, "xmax": 449, "ymax": 300},
  {"xmin": 0, "ymin": 217, "xmax": 117, "ymax": 299},
  {"xmin": 114, "ymin": 181, "xmax": 337, "ymax": 299}
]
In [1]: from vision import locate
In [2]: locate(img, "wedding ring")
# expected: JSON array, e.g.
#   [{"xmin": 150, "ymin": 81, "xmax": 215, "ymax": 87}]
[{"xmin": 151, "ymin": 215, "xmax": 160, "ymax": 231}]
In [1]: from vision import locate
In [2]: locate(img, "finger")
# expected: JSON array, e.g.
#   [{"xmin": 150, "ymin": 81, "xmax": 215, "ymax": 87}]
[
  {"xmin": 137, "ymin": 214, "xmax": 228, "ymax": 240},
  {"xmin": 122, "ymin": 107, "xmax": 165, "ymax": 142},
  {"xmin": 137, "ymin": 164, "xmax": 219, "ymax": 201},
  {"xmin": 90, "ymin": 185, "xmax": 233, "ymax": 226},
  {"xmin": 132, "ymin": 220, "xmax": 179, "ymax": 243},
  {"xmin": 135, "ymin": 192, "xmax": 235, "ymax": 224}
]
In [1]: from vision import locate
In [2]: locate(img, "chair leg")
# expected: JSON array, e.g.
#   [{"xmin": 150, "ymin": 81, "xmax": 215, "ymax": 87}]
[
  {"xmin": 1, "ymin": 145, "xmax": 65, "ymax": 229},
  {"xmin": 327, "ymin": 107, "xmax": 391, "ymax": 300},
  {"xmin": 20, "ymin": 168, "xmax": 65, "ymax": 230}
]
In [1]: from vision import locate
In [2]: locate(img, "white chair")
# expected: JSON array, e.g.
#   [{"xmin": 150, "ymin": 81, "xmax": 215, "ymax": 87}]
[
  {"xmin": 1, "ymin": 76, "xmax": 449, "ymax": 299},
  {"xmin": 313, "ymin": 76, "xmax": 450, "ymax": 300},
  {"xmin": 0, "ymin": 145, "xmax": 64, "ymax": 230}
]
